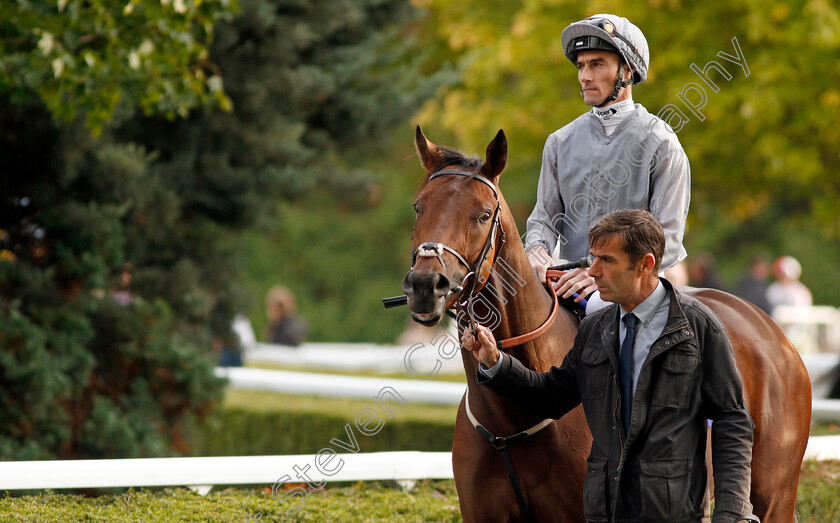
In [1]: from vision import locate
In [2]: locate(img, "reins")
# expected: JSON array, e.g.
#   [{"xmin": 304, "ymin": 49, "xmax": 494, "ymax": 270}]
[{"xmin": 494, "ymin": 269, "xmax": 565, "ymax": 350}]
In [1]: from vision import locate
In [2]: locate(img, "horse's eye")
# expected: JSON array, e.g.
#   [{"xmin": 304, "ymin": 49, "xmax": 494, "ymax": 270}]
[
  {"xmin": 413, "ymin": 203, "xmax": 420, "ymax": 215},
  {"xmin": 480, "ymin": 210, "xmax": 492, "ymax": 223}
]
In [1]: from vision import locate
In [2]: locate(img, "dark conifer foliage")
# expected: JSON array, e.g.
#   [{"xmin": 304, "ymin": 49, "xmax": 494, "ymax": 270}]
[{"xmin": 0, "ymin": 0, "xmax": 441, "ymax": 459}]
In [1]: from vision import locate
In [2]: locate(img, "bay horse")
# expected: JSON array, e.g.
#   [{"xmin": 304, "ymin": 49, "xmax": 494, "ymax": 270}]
[{"xmin": 401, "ymin": 127, "xmax": 811, "ymax": 522}]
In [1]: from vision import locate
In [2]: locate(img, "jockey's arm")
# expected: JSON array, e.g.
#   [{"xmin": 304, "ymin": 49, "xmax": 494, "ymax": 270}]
[
  {"xmin": 649, "ymin": 142, "xmax": 690, "ymax": 270},
  {"xmin": 526, "ymin": 244, "xmax": 551, "ymax": 283}
]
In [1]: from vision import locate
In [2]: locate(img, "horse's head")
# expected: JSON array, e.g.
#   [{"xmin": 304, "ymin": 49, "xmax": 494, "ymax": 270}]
[{"xmin": 402, "ymin": 126, "xmax": 508, "ymax": 326}]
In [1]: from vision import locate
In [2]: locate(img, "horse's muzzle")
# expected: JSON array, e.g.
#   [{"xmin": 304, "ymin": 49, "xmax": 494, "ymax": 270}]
[{"xmin": 401, "ymin": 269, "xmax": 452, "ymax": 326}]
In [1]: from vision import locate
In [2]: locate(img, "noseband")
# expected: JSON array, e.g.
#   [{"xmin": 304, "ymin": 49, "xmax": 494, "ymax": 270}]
[{"xmin": 410, "ymin": 169, "xmax": 505, "ymax": 325}]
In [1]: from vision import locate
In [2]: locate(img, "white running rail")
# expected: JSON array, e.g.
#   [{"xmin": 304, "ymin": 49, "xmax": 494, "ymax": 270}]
[{"xmin": 0, "ymin": 451, "xmax": 454, "ymax": 490}]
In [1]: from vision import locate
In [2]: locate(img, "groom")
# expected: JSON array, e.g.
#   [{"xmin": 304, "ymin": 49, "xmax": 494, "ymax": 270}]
[{"xmin": 463, "ymin": 209, "xmax": 755, "ymax": 522}]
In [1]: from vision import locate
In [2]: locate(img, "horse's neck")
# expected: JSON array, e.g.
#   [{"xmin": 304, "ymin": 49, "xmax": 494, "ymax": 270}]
[
  {"xmin": 481, "ymin": 230, "xmax": 569, "ymax": 369},
  {"xmin": 460, "ymin": 210, "xmax": 580, "ymax": 431}
]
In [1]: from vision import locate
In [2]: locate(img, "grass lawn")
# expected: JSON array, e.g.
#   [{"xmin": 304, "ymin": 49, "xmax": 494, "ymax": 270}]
[
  {"xmin": 0, "ymin": 480, "xmax": 461, "ymax": 522},
  {"xmin": 222, "ymin": 389, "xmax": 458, "ymax": 426},
  {"xmin": 797, "ymin": 461, "xmax": 840, "ymax": 521},
  {"xmin": 1, "ymin": 465, "xmax": 838, "ymax": 522},
  {"xmin": 1, "ymin": 386, "xmax": 838, "ymax": 521},
  {"xmin": 810, "ymin": 421, "xmax": 840, "ymax": 436}
]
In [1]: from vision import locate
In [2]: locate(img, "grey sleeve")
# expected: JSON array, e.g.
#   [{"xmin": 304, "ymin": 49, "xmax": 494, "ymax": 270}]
[
  {"xmin": 524, "ymin": 135, "xmax": 564, "ymax": 256},
  {"xmin": 649, "ymin": 140, "xmax": 690, "ymax": 269}
]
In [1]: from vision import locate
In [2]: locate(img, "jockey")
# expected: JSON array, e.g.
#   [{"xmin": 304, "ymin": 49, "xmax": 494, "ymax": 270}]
[{"xmin": 523, "ymin": 14, "xmax": 690, "ymax": 314}]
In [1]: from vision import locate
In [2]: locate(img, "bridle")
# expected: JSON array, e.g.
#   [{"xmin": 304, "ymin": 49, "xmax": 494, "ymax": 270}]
[
  {"xmin": 410, "ymin": 168, "xmax": 504, "ymax": 331},
  {"xmin": 407, "ymin": 167, "xmax": 567, "ymax": 522},
  {"xmin": 410, "ymin": 168, "xmax": 559, "ymax": 346}
]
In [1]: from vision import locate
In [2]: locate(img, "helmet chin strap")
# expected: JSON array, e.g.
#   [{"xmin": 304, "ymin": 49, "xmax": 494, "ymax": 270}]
[{"xmin": 591, "ymin": 62, "xmax": 632, "ymax": 108}]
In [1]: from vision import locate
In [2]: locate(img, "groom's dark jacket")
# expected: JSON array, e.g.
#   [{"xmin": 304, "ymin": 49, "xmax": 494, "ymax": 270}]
[{"xmin": 479, "ymin": 279, "xmax": 754, "ymax": 522}]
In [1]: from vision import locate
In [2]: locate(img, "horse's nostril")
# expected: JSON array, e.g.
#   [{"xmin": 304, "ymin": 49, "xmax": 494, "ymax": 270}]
[
  {"xmin": 403, "ymin": 270, "xmax": 450, "ymax": 302},
  {"xmin": 434, "ymin": 273, "xmax": 451, "ymax": 295}
]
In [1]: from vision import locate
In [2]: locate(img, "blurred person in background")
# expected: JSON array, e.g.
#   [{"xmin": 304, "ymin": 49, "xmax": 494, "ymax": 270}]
[
  {"xmin": 767, "ymin": 256, "xmax": 813, "ymax": 353},
  {"xmin": 264, "ymin": 286, "xmax": 308, "ymax": 346},
  {"xmin": 688, "ymin": 251, "xmax": 725, "ymax": 290},
  {"xmin": 214, "ymin": 333, "xmax": 242, "ymax": 367},
  {"xmin": 215, "ymin": 313, "xmax": 257, "ymax": 367},
  {"xmin": 734, "ymin": 256, "xmax": 772, "ymax": 314},
  {"xmin": 109, "ymin": 263, "xmax": 135, "ymax": 305},
  {"xmin": 767, "ymin": 255, "xmax": 812, "ymax": 311}
]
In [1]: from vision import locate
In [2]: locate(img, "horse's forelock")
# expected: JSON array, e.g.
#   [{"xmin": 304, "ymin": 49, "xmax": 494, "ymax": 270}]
[
  {"xmin": 434, "ymin": 146, "xmax": 483, "ymax": 176},
  {"xmin": 415, "ymin": 146, "xmax": 485, "ymax": 197}
]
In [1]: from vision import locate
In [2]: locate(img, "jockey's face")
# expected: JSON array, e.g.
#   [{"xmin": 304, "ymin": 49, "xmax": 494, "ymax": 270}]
[{"xmin": 575, "ymin": 50, "xmax": 631, "ymax": 106}]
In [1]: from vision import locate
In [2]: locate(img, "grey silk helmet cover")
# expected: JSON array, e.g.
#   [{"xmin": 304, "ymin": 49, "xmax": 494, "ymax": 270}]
[{"xmin": 561, "ymin": 14, "xmax": 650, "ymax": 85}]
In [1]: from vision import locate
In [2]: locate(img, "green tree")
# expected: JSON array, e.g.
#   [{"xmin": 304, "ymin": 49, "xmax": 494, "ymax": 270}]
[
  {"xmin": 0, "ymin": 99, "xmax": 225, "ymax": 459},
  {"xmin": 0, "ymin": 0, "xmax": 235, "ymax": 133},
  {"xmin": 0, "ymin": 0, "xmax": 446, "ymax": 458},
  {"xmin": 116, "ymin": 0, "xmax": 453, "ymax": 343}
]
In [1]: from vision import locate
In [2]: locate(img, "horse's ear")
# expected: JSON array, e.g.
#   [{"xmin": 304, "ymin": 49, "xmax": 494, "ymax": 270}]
[
  {"xmin": 482, "ymin": 129, "xmax": 507, "ymax": 181},
  {"xmin": 415, "ymin": 125, "xmax": 444, "ymax": 173}
]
